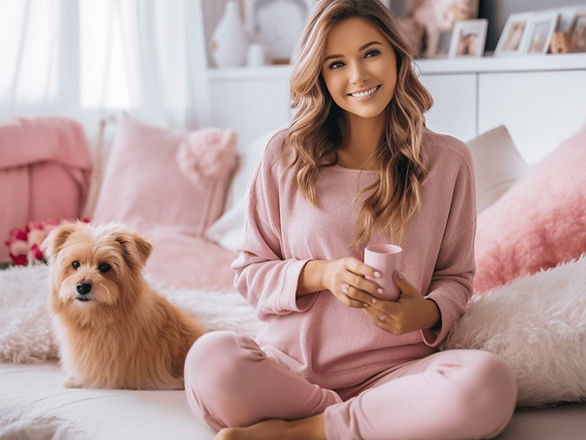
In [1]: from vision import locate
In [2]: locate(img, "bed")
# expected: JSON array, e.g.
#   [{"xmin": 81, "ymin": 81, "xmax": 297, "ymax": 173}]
[{"xmin": 1, "ymin": 101, "xmax": 586, "ymax": 438}]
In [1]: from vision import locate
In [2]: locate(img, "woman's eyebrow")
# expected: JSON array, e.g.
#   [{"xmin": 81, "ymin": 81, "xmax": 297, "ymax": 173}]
[{"xmin": 323, "ymin": 41, "xmax": 383, "ymax": 63}]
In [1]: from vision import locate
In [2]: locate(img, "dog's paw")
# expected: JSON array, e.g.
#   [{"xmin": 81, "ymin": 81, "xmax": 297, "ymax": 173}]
[{"xmin": 63, "ymin": 376, "xmax": 82, "ymax": 388}]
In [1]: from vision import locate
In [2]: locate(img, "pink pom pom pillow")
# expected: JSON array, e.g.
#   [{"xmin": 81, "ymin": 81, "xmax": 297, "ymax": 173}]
[
  {"xmin": 474, "ymin": 123, "xmax": 586, "ymax": 293},
  {"xmin": 93, "ymin": 116, "xmax": 237, "ymax": 236}
]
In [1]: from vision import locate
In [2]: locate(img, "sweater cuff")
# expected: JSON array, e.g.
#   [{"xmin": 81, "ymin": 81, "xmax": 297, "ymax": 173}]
[
  {"xmin": 279, "ymin": 259, "xmax": 314, "ymax": 313},
  {"xmin": 420, "ymin": 290, "xmax": 456, "ymax": 348}
]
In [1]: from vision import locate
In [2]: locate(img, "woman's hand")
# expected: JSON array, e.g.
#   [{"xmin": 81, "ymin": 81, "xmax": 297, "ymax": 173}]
[
  {"xmin": 363, "ymin": 271, "xmax": 441, "ymax": 334},
  {"xmin": 320, "ymin": 257, "xmax": 382, "ymax": 308}
]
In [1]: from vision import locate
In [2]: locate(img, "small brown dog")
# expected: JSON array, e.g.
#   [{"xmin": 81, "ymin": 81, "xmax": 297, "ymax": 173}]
[{"xmin": 43, "ymin": 221, "xmax": 205, "ymax": 390}]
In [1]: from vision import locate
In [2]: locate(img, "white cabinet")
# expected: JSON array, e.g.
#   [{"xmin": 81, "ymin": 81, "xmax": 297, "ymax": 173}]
[
  {"xmin": 478, "ymin": 70, "xmax": 586, "ymax": 164},
  {"xmin": 207, "ymin": 67, "xmax": 292, "ymax": 147},
  {"xmin": 419, "ymin": 73, "xmax": 477, "ymax": 142},
  {"xmin": 415, "ymin": 54, "xmax": 586, "ymax": 164}
]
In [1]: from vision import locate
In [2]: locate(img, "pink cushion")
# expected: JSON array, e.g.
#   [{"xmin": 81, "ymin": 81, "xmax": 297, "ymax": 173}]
[
  {"xmin": 93, "ymin": 117, "xmax": 236, "ymax": 236},
  {"xmin": 143, "ymin": 227, "xmax": 237, "ymax": 291},
  {"xmin": 0, "ymin": 117, "xmax": 92, "ymax": 262},
  {"xmin": 474, "ymin": 123, "xmax": 586, "ymax": 294}
]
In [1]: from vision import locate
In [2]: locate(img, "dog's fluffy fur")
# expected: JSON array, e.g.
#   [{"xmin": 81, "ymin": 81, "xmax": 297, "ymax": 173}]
[{"xmin": 43, "ymin": 222, "xmax": 205, "ymax": 390}]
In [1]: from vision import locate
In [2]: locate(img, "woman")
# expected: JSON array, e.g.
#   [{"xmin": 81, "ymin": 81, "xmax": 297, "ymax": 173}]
[{"xmin": 184, "ymin": 1, "xmax": 516, "ymax": 439}]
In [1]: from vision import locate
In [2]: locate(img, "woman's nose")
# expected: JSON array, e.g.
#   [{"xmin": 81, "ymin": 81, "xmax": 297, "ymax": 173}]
[{"xmin": 349, "ymin": 60, "xmax": 369, "ymax": 84}]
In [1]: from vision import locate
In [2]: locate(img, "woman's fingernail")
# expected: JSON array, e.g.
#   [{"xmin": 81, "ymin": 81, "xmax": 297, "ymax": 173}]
[
  {"xmin": 370, "ymin": 298, "xmax": 377, "ymax": 304},
  {"xmin": 374, "ymin": 271, "xmax": 382, "ymax": 278},
  {"xmin": 395, "ymin": 271, "xmax": 402, "ymax": 281},
  {"xmin": 376, "ymin": 288, "xmax": 383, "ymax": 295}
]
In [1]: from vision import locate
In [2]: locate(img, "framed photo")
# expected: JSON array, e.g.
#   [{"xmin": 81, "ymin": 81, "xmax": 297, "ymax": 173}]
[
  {"xmin": 243, "ymin": 0, "xmax": 315, "ymax": 64},
  {"xmin": 570, "ymin": 10, "xmax": 586, "ymax": 52},
  {"xmin": 448, "ymin": 19, "xmax": 488, "ymax": 58},
  {"xmin": 525, "ymin": 11, "xmax": 559, "ymax": 55},
  {"xmin": 495, "ymin": 13, "xmax": 532, "ymax": 56}
]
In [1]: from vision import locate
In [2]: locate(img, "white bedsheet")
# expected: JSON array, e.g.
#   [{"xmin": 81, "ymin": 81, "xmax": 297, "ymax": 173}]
[
  {"xmin": 1, "ymin": 361, "xmax": 585, "ymax": 440},
  {"xmin": 0, "ymin": 362, "xmax": 214, "ymax": 440}
]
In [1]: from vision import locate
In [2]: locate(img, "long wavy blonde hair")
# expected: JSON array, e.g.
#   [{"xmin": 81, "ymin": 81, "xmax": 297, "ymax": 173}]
[{"xmin": 284, "ymin": 0, "xmax": 433, "ymax": 246}]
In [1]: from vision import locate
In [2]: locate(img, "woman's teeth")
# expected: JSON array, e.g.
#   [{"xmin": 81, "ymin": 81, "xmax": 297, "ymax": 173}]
[{"xmin": 351, "ymin": 86, "xmax": 379, "ymax": 98}]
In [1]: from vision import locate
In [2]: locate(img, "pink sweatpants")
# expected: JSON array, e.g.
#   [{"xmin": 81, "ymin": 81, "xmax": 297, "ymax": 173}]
[{"xmin": 184, "ymin": 331, "xmax": 517, "ymax": 440}]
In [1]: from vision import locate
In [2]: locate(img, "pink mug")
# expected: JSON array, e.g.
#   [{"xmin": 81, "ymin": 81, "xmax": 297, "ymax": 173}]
[{"xmin": 364, "ymin": 244, "xmax": 403, "ymax": 301}]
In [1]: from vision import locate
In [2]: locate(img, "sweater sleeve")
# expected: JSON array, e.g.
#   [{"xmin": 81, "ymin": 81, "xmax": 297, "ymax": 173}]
[
  {"xmin": 231, "ymin": 135, "xmax": 313, "ymax": 319},
  {"xmin": 421, "ymin": 150, "xmax": 477, "ymax": 347}
]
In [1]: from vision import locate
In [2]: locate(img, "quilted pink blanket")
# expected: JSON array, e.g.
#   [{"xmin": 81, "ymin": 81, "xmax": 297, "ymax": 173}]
[{"xmin": 0, "ymin": 117, "xmax": 92, "ymax": 262}]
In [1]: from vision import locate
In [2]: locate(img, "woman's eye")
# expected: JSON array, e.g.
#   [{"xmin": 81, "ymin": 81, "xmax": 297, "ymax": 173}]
[
  {"xmin": 72, "ymin": 261, "xmax": 80, "ymax": 270},
  {"xmin": 98, "ymin": 263, "xmax": 111, "ymax": 273},
  {"xmin": 365, "ymin": 49, "xmax": 380, "ymax": 58},
  {"xmin": 329, "ymin": 61, "xmax": 344, "ymax": 70}
]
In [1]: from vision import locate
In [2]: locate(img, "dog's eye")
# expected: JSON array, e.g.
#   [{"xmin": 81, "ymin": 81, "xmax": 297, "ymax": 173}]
[
  {"xmin": 98, "ymin": 263, "xmax": 111, "ymax": 273},
  {"xmin": 72, "ymin": 261, "xmax": 80, "ymax": 270}
]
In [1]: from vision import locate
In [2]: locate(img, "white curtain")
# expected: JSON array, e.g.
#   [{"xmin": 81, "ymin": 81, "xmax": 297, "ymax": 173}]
[{"xmin": 0, "ymin": 0, "xmax": 208, "ymax": 137}]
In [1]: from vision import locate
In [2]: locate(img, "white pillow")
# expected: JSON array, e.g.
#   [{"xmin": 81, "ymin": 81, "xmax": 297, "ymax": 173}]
[
  {"xmin": 206, "ymin": 128, "xmax": 283, "ymax": 250},
  {"xmin": 442, "ymin": 252, "xmax": 586, "ymax": 407},
  {"xmin": 466, "ymin": 125, "xmax": 529, "ymax": 213}
]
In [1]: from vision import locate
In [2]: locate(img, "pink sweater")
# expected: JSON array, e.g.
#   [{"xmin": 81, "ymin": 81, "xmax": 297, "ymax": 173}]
[{"xmin": 232, "ymin": 128, "xmax": 476, "ymax": 390}]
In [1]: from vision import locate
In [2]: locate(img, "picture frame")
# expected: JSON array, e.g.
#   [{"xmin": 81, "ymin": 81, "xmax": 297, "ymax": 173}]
[
  {"xmin": 448, "ymin": 19, "xmax": 488, "ymax": 58},
  {"xmin": 525, "ymin": 11, "xmax": 559, "ymax": 55},
  {"xmin": 570, "ymin": 10, "xmax": 586, "ymax": 52},
  {"xmin": 495, "ymin": 13, "xmax": 532, "ymax": 56},
  {"xmin": 243, "ymin": 0, "xmax": 315, "ymax": 64}
]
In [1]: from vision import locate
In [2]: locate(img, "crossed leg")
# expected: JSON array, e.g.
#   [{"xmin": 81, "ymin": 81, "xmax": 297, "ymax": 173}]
[{"xmin": 184, "ymin": 331, "xmax": 516, "ymax": 440}]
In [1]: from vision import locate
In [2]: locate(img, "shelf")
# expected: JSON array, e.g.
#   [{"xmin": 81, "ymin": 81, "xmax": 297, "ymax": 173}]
[
  {"xmin": 205, "ymin": 52, "xmax": 586, "ymax": 81},
  {"xmin": 416, "ymin": 52, "xmax": 586, "ymax": 74}
]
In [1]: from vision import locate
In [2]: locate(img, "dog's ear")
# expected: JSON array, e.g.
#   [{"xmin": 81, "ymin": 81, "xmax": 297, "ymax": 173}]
[
  {"xmin": 113, "ymin": 231, "xmax": 153, "ymax": 269},
  {"xmin": 42, "ymin": 223, "xmax": 78, "ymax": 259}
]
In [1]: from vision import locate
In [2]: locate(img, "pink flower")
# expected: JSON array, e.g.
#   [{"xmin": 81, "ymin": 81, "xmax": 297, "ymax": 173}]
[
  {"xmin": 9, "ymin": 228, "xmax": 27, "ymax": 242},
  {"xmin": 9, "ymin": 253, "xmax": 28, "ymax": 266},
  {"xmin": 29, "ymin": 243, "xmax": 44, "ymax": 261},
  {"xmin": 9, "ymin": 240, "xmax": 29, "ymax": 256},
  {"xmin": 4, "ymin": 217, "xmax": 90, "ymax": 266}
]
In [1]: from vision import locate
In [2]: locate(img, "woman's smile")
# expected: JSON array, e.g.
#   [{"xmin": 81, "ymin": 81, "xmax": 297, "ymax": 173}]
[{"xmin": 348, "ymin": 85, "xmax": 381, "ymax": 100}]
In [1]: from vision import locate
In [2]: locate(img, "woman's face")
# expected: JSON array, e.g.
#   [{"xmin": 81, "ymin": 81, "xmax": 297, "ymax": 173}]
[{"xmin": 321, "ymin": 17, "xmax": 397, "ymax": 121}]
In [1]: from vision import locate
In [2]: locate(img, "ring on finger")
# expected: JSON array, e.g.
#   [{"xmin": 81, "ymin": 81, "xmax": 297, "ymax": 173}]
[{"xmin": 342, "ymin": 283, "xmax": 349, "ymax": 294}]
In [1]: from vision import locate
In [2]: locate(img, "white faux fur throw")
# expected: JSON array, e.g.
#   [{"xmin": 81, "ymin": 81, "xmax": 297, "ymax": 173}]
[
  {"xmin": 0, "ymin": 265, "xmax": 263, "ymax": 363},
  {"xmin": 442, "ymin": 253, "xmax": 586, "ymax": 407},
  {"xmin": 1, "ymin": 256, "xmax": 585, "ymax": 407}
]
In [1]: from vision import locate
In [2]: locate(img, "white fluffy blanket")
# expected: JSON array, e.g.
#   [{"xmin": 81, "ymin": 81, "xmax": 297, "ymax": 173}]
[
  {"xmin": 0, "ymin": 265, "xmax": 263, "ymax": 363},
  {"xmin": 1, "ymin": 256, "xmax": 585, "ymax": 407},
  {"xmin": 443, "ymin": 253, "xmax": 586, "ymax": 407}
]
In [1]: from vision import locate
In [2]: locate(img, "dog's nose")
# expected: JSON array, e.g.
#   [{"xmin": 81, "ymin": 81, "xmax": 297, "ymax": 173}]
[{"xmin": 76, "ymin": 282, "xmax": 92, "ymax": 295}]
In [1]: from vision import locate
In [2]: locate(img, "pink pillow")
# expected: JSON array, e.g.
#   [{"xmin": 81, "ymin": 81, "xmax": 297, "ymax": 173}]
[
  {"xmin": 93, "ymin": 117, "xmax": 236, "ymax": 236},
  {"xmin": 0, "ymin": 116, "xmax": 91, "ymax": 262},
  {"xmin": 474, "ymin": 123, "xmax": 586, "ymax": 294}
]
